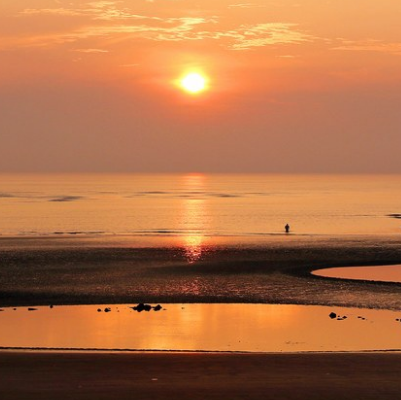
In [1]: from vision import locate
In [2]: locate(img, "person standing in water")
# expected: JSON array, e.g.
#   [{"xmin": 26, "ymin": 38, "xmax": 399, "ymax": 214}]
[{"xmin": 285, "ymin": 224, "xmax": 290, "ymax": 233}]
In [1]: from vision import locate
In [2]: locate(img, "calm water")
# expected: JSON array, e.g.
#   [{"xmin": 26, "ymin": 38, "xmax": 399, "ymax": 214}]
[
  {"xmin": 2, "ymin": 304, "xmax": 401, "ymax": 352},
  {"xmin": 0, "ymin": 174, "xmax": 400, "ymax": 240},
  {"xmin": 314, "ymin": 265, "xmax": 401, "ymax": 284}
]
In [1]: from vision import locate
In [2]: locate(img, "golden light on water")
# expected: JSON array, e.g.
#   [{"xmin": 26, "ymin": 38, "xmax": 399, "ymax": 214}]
[
  {"xmin": 183, "ymin": 201, "xmax": 204, "ymax": 263},
  {"xmin": 180, "ymin": 73, "xmax": 208, "ymax": 94},
  {"xmin": 181, "ymin": 174, "xmax": 208, "ymax": 263},
  {"xmin": 2, "ymin": 304, "xmax": 400, "ymax": 352}
]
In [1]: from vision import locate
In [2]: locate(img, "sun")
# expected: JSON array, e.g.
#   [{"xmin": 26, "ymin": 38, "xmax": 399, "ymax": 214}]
[{"xmin": 180, "ymin": 73, "xmax": 207, "ymax": 94}]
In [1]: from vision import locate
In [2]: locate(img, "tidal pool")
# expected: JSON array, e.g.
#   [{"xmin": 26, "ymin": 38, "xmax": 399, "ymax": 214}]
[
  {"xmin": 313, "ymin": 265, "xmax": 401, "ymax": 284},
  {"xmin": 1, "ymin": 304, "xmax": 401, "ymax": 353}
]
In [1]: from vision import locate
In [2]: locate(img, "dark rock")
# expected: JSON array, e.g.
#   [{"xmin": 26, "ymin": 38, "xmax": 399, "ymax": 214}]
[
  {"xmin": 343, "ymin": 316, "xmax": 347, "ymax": 319},
  {"xmin": 50, "ymin": 305, "xmax": 54, "ymax": 309},
  {"xmin": 133, "ymin": 303, "xmax": 145, "ymax": 312},
  {"xmin": 104, "ymin": 307, "xmax": 111, "ymax": 312},
  {"xmin": 97, "ymin": 309, "xmax": 102, "ymax": 312},
  {"xmin": 0, "ymin": 309, "xmax": 4, "ymax": 312},
  {"xmin": 329, "ymin": 312, "xmax": 337, "ymax": 319},
  {"xmin": 132, "ymin": 303, "xmax": 161, "ymax": 312},
  {"xmin": 28, "ymin": 308, "xmax": 37, "ymax": 311}
]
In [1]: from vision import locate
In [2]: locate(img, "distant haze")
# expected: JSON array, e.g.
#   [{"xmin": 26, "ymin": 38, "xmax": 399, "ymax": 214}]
[{"xmin": 1, "ymin": 0, "xmax": 400, "ymax": 173}]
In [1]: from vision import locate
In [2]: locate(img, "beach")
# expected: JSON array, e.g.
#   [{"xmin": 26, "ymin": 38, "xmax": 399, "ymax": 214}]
[
  {"xmin": 1, "ymin": 237, "xmax": 401, "ymax": 398},
  {"xmin": 1, "ymin": 174, "xmax": 401, "ymax": 398},
  {"xmin": 2, "ymin": 351, "xmax": 401, "ymax": 400}
]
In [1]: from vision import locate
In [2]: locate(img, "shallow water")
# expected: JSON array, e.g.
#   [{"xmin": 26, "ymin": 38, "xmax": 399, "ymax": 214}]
[
  {"xmin": 1, "ymin": 304, "xmax": 401, "ymax": 353},
  {"xmin": 313, "ymin": 265, "xmax": 401, "ymax": 284}
]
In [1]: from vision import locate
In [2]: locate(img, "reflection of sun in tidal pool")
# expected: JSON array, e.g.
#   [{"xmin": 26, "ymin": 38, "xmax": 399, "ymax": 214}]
[{"xmin": 180, "ymin": 73, "xmax": 207, "ymax": 94}]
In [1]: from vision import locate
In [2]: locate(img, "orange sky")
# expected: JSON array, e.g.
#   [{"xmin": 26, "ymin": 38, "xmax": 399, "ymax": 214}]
[{"xmin": 0, "ymin": 0, "xmax": 400, "ymax": 173}]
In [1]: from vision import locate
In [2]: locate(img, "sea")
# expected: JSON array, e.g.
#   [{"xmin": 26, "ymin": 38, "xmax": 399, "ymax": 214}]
[{"xmin": 1, "ymin": 173, "xmax": 400, "ymax": 239}]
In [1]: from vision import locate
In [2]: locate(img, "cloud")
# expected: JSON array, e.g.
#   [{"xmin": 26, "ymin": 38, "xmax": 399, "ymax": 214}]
[
  {"xmin": 333, "ymin": 40, "xmax": 401, "ymax": 56},
  {"xmin": 228, "ymin": 3, "xmax": 265, "ymax": 9},
  {"xmin": 12, "ymin": 2, "xmax": 314, "ymax": 51},
  {"xmin": 20, "ymin": 2, "xmax": 171, "ymax": 22},
  {"xmin": 226, "ymin": 23, "xmax": 314, "ymax": 50},
  {"xmin": 72, "ymin": 48, "xmax": 109, "ymax": 53},
  {"xmin": 3, "ymin": 15, "xmax": 218, "ymax": 49},
  {"xmin": 49, "ymin": 196, "xmax": 84, "ymax": 202},
  {"xmin": 1, "ymin": 20, "xmax": 313, "ymax": 51},
  {"xmin": 277, "ymin": 54, "xmax": 297, "ymax": 58},
  {"xmin": 20, "ymin": 8, "xmax": 85, "ymax": 17},
  {"xmin": 191, "ymin": 23, "xmax": 314, "ymax": 50}
]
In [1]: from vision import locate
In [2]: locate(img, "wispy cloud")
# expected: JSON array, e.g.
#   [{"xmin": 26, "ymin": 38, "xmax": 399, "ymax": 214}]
[
  {"xmin": 228, "ymin": 3, "xmax": 265, "ymax": 9},
  {"xmin": 72, "ymin": 48, "xmax": 109, "ymax": 53},
  {"xmin": 21, "ymin": 8, "xmax": 84, "ymax": 17},
  {"xmin": 20, "ymin": 2, "xmax": 169, "ymax": 22},
  {"xmin": 13, "ymin": 2, "xmax": 399, "ymax": 56},
  {"xmin": 277, "ymin": 54, "xmax": 298, "ymax": 59},
  {"xmin": 333, "ymin": 39, "xmax": 401, "ymax": 56},
  {"xmin": 1, "ymin": 15, "xmax": 217, "ymax": 49},
  {"xmin": 1, "ymin": 20, "xmax": 313, "ymax": 51},
  {"xmin": 226, "ymin": 23, "xmax": 314, "ymax": 50},
  {"xmin": 11, "ymin": 2, "xmax": 314, "ymax": 51}
]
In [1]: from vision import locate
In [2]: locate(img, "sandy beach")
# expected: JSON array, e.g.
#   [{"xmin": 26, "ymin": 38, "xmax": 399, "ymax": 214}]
[
  {"xmin": 2, "ymin": 236, "xmax": 401, "ymax": 398},
  {"xmin": 1, "ymin": 351, "xmax": 401, "ymax": 400}
]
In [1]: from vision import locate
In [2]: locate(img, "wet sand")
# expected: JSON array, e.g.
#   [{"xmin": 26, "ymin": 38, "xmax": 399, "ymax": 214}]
[
  {"xmin": 1, "ymin": 236, "xmax": 401, "ymax": 309},
  {"xmin": 1, "ymin": 351, "xmax": 401, "ymax": 400}
]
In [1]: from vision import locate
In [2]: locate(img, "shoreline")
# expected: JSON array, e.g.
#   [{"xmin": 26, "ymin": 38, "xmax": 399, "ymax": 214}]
[{"xmin": 2, "ymin": 347, "xmax": 401, "ymax": 355}]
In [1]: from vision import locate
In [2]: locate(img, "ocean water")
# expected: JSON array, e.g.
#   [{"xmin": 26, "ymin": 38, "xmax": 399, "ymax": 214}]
[{"xmin": 0, "ymin": 173, "xmax": 400, "ymax": 240}]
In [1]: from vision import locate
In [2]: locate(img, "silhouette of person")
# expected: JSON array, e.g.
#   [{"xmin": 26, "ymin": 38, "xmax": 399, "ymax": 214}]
[{"xmin": 285, "ymin": 224, "xmax": 290, "ymax": 233}]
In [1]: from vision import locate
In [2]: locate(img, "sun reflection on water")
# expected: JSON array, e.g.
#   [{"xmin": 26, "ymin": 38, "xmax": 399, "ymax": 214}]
[
  {"xmin": 183, "ymin": 230, "xmax": 203, "ymax": 263},
  {"xmin": 181, "ymin": 174, "xmax": 208, "ymax": 263}
]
